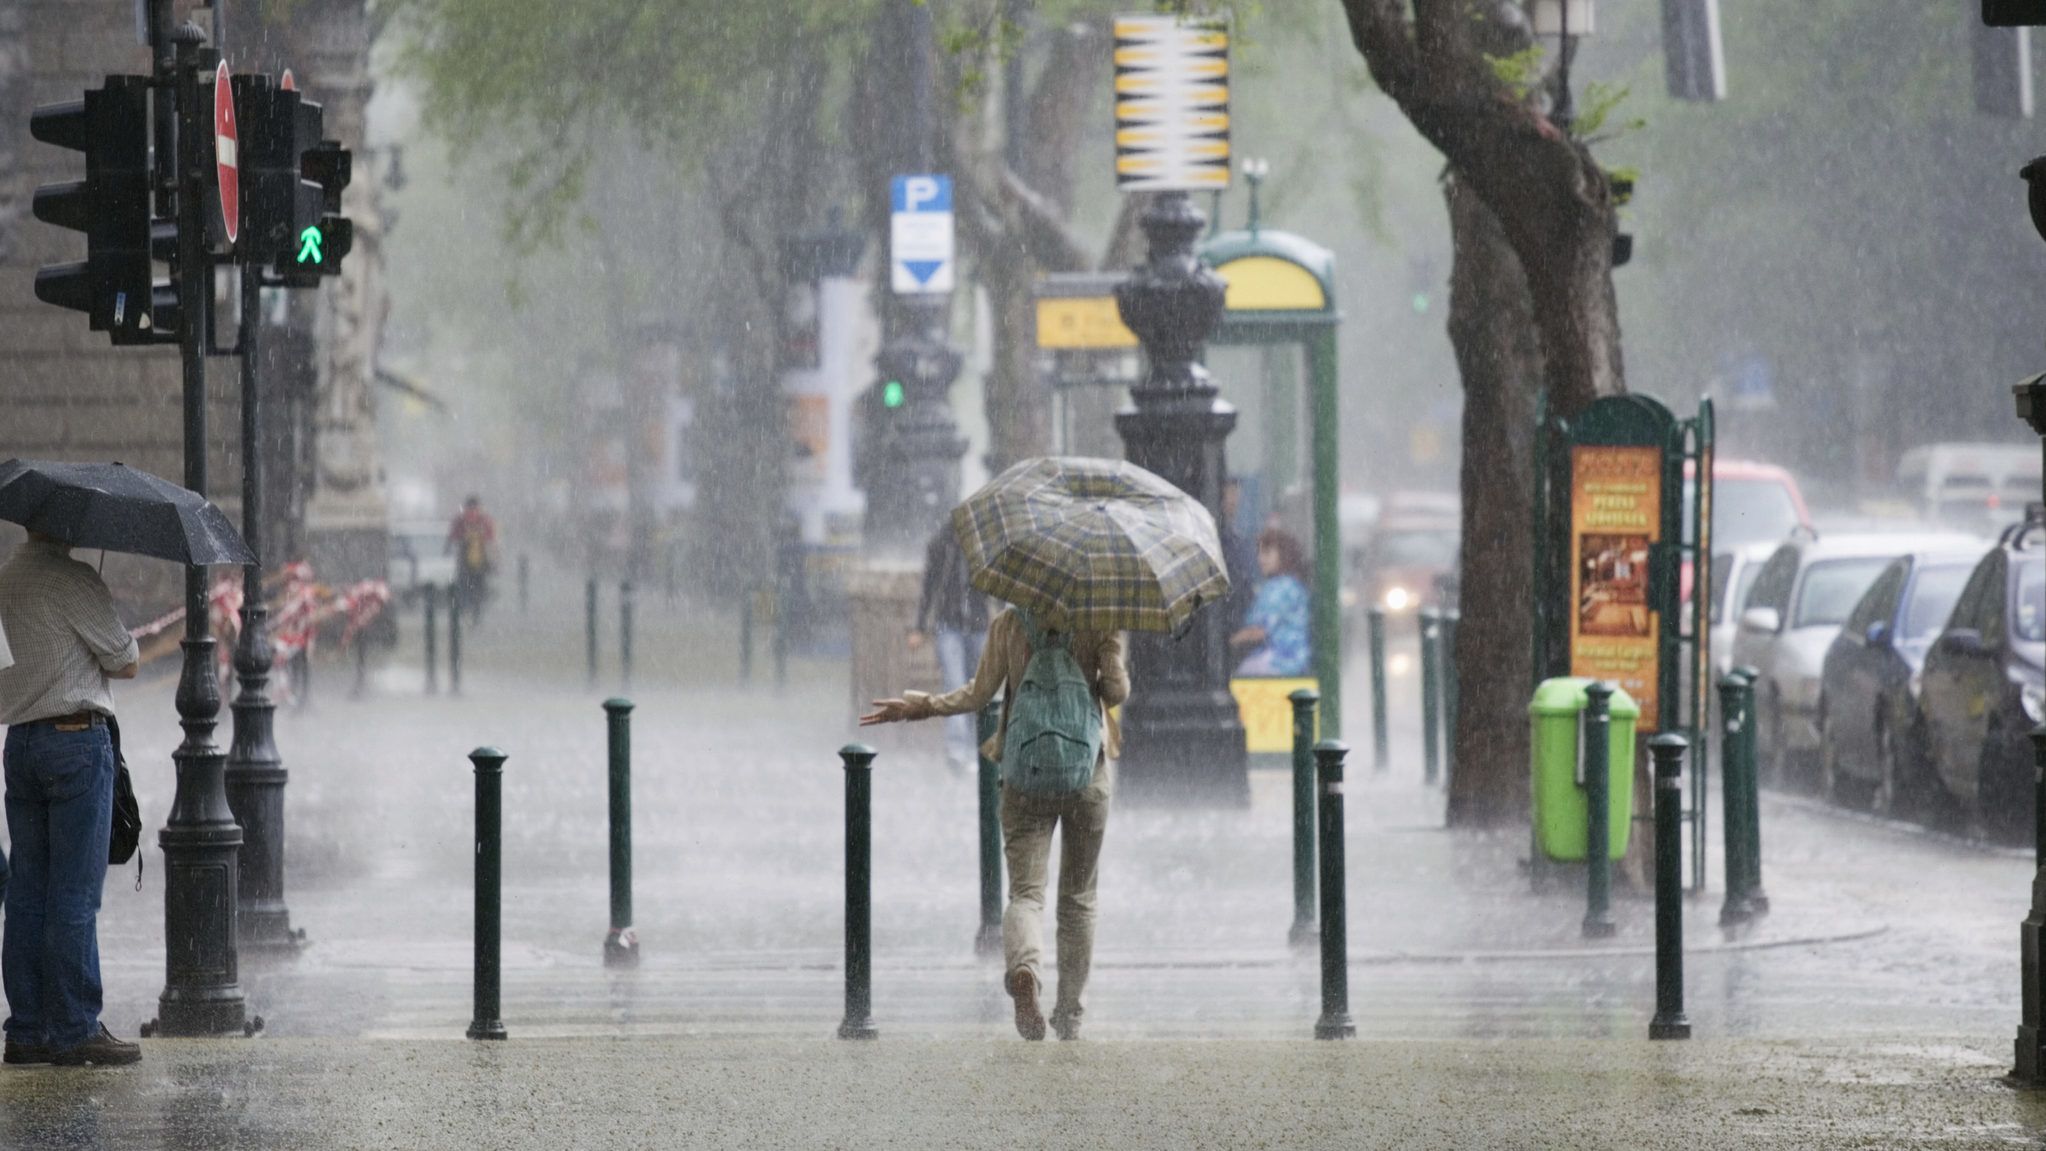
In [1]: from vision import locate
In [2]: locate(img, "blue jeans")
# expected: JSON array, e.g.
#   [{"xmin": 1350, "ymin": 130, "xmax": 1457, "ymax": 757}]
[
  {"xmin": 934, "ymin": 628, "xmax": 986, "ymax": 771},
  {"xmin": 3, "ymin": 723, "xmax": 114, "ymax": 1051}
]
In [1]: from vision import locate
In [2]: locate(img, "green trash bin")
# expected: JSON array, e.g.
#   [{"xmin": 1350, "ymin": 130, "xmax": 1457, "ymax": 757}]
[{"xmin": 1530, "ymin": 677, "xmax": 1639, "ymax": 861}]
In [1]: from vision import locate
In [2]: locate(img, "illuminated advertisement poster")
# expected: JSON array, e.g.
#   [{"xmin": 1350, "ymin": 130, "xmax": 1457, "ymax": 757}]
[{"xmin": 1570, "ymin": 445, "xmax": 1663, "ymax": 730}]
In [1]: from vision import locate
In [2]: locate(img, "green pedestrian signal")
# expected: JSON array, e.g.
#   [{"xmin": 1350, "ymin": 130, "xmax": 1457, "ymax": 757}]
[
  {"xmin": 296, "ymin": 225, "xmax": 323, "ymax": 265},
  {"xmin": 882, "ymin": 380, "xmax": 905, "ymax": 408}
]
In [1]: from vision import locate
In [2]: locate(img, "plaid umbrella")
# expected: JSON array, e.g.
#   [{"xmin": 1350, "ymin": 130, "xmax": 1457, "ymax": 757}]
[{"xmin": 952, "ymin": 456, "xmax": 1229, "ymax": 634}]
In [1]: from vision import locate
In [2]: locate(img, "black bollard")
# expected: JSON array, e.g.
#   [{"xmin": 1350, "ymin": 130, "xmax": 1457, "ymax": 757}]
[
  {"xmin": 586, "ymin": 578, "xmax": 599, "ymax": 688},
  {"xmin": 467, "ymin": 747, "xmax": 508, "ymax": 1040},
  {"xmin": 1419, "ymin": 608, "xmax": 1442, "ymax": 785},
  {"xmin": 1289, "ymin": 688, "xmax": 1320, "ymax": 947},
  {"xmin": 423, "ymin": 584, "xmax": 440, "ymax": 696},
  {"xmin": 1313, "ymin": 741, "xmax": 1354, "ymax": 1039},
  {"xmin": 771, "ymin": 587, "xmax": 789, "ymax": 692},
  {"xmin": 1582, "ymin": 681, "xmax": 1617, "ymax": 939},
  {"xmin": 1719, "ymin": 668, "xmax": 1770, "ymax": 924},
  {"xmin": 976, "ymin": 702, "xmax": 1003, "ymax": 956},
  {"xmin": 517, "ymin": 553, "xmax": 529, "ymax": 615},
  {"xmin": 603, "ymin": 699, "xmax": 639, "ymax": 967},
  {"xmin": 1367, "ymin": 606, "xmax": 1389, "ymax": 772},
  {"xmin": 2018, "ymin": 726, "xmax": 2046, "ymax": 1080},
  {"xmin": 739, "ymin": 588, "xmax": 755, "ymax": 687},
  {"xmin": 1649, "ymin": 734, "xmax": 1692, "ymax": 1040},
  {"xmin": 447, "ymin": 582, "xmax": 463, "ymax": 697},
  {"xmin": 1442, "ymin": 610, "xmax": 1461, "ymax": 788},
  {"xmin": 838, "ymin": 744, "xmax": 879, "ymax": 1039},
  {"xmin": 351, "ymin": 631, "xmax": 368, "ymax": 700},
  {"xmin": 619, "ymin": 580, "xmax": 635, "ymax": 691}
]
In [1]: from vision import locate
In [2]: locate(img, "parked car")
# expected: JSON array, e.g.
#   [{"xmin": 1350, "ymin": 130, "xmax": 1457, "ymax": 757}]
[
  {"xmin": 1814, "ymin": 547, "xmax": 1983, "ymax": 814},
  {"xmin": 1708, "ymin": 542, "xmax": 1782, "ymax": 681},
  {"xmin": 387, "ymin": 519, "xmax": 457, "ymax": 605},
  {"xmin": 1898, "ymin": 441, "xmax": 2040, "ymax": 536},
  {"xmin": 1734, "ymin": 531, "xmax": 1979, "ymax": 786},
  {"xmin": 1918, "ymin": 515, "xmax": 2046, "ymax": 839}
]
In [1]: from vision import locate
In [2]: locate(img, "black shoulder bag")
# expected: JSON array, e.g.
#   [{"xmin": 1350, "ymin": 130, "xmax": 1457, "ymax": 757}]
[{"xmin": 105, "ymin": 716, "xmax": 142, "ymax": 878}]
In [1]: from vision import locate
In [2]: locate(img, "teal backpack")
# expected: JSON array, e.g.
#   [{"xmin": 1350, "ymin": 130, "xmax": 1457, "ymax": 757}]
[{"xmin": 1002, "ymin": 614, "xmax": 1104, "ymax": 794}]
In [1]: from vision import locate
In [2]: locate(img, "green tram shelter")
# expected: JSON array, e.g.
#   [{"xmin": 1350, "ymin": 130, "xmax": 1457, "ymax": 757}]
[
  {"xmin": 1032, "ymin": 226, "xmax": 1344, "ymax": 743},
  {"xmin": 1199, "ymin": 227, "xmax": 1344, "ymax": 739}
]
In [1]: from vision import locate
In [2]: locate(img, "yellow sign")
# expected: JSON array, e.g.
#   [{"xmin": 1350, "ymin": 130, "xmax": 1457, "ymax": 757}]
[
  {"xmin": 1036, "ymin": 296, "xmax": 1138, "ymax": 350},
  {"xmin": 1231, "ymin": 677, "xmax": 1318, "ymax": 754},
  {"xmin": 1213, "ymin": 255, "xmax": 1327, "ymax": 311},
  {"xmin": 1569, "ymin": 445, "xmax": 1663, "ymax": 730}
]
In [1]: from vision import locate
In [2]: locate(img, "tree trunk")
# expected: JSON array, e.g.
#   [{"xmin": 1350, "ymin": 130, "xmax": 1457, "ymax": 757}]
[{"xmin": 1444, "ymin": 175, "xmax": 1543, "ymax": 827}]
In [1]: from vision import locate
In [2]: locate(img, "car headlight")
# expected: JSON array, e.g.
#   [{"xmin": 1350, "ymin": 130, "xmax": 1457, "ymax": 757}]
[
  {"xmin": 1384, "ymin": 586, "xmax": 1412, "ymax": 612},
  {"xmin": 2024, "ymin": 682, "xmax": 2046, "ymax": 725}
]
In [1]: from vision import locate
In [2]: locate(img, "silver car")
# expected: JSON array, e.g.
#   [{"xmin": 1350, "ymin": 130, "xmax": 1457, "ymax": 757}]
[
  {"xmin": 1709, "ymin": 542, "xmax": 1782, "ymax": 682},
  {"xmin": 1733, "ymin": 531, "xmax": 1982, "ymax": 785}
]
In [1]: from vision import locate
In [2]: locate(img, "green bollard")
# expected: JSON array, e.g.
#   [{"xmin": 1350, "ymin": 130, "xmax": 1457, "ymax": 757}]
[
  {"xmin": 423, "ymin": 583, "xmax": 440, "ymax": 696},
  {"xmin": 447, "ymin": 582, "xmax": 463, "ymax": 696},
  {"xmin": 1313, "ymin": 741, "xmax": 1355, "ymax": 1039},
  {"xmin": 1582, "ymin": 681, "xmax": 1617, "ymax": 939},
  {"xmin": 1718, "ymin": 672, "xmax": 1755, "ymax": 925},
  {"xmin": 1442, "ymin": 609, "xmax": 1461, "ymax": 789},
  {"xmin": 1419, "ymin": 608, "xmax": 1442, "ymax": 785},
  {"xmin": 771, "ymin": 588, "xmax": 789, "ymax": 692},
  {"xmin": 619, "ymin": 580, "xmax": 635, "ymax": 692},
  {"xmin": 603, "ymin": 699, "xmax": 639, "ymax": 968},
  {"xmin": 1736, "ymin": 665, "xmax": 1770, "ymax": 918},
  {"xmin": 1289, "ymin": 688, "xmax": 1320, "ymax": 947},
  {"xmin": 1367, "ymin": 607, "xmax": 1389, "ymax": 772},
  {"xmin": 838, "ymin": 744, "xmax": 879, "ymax": 1039},
  {"xmin": 517, "ymin": 553, "xmax": 529, "ymax": 615},
  {"xmin": 466, "ymin": 747, "xmax": 508, "ymax": 1040},
  {"xmin": 586, "ymin": 578, "xmax": 599, "ymax": 687},
  {"xmin": 1649, "ymin": 734, "xmax": 1692, "ymax": 1040},
  {"xmin": 976, "ymin": 702, "xmax": 1003, "ymax": 956}
]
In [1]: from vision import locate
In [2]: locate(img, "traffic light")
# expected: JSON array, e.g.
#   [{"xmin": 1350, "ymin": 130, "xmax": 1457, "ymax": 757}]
[
  {"xmin": 236, "ymin": 78, "xmax": 352, "ymax": 285},
  {"xmin": 1986, "ymin": 0, "xmax": 2046, "ymax": 27},
  {"xmin": 30, "ymin": 76, "xmax": 172, "ymax": 343}
]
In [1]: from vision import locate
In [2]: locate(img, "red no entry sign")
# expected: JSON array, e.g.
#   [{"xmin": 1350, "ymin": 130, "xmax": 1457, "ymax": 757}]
[{"xmin": 213, "ymin": 59, "xmax": 238, "ymax": 244}]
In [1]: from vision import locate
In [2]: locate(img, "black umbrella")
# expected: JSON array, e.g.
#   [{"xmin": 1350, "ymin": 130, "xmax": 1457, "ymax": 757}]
[{"xmin": 0, "ymin": 459, "xmax": 255, "ymax": 567}]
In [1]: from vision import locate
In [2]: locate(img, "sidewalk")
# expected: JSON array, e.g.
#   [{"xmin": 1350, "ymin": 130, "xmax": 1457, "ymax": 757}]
[{"xmin": 2, "ymin": 1034, "xmax": 2039, "ymax": 1150}]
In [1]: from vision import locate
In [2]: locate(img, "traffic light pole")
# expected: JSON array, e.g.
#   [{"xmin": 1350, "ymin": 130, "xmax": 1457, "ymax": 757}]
[
  {"xmin": 225, "ymin": 260, "xmax": 301, "ymax": 955},
  {"xmin": 153, "ymin": 18, "xmax": 247, "ymax": 1038}
]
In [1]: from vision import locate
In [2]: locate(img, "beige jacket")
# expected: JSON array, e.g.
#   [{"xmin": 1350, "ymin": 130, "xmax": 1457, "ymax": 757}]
[{"xmin": 902, "ymin": 608, "xmax": 1128, "ymax": 762}]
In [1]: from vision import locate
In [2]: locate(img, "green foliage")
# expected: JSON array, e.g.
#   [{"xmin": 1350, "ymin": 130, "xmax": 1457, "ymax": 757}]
[
  {"xmin": 1485, "ymin": 45, "xmax": 1546, "ymax": 102},
  {"xmin": 1572, "ymin": 81, "xmax": 1643, "ymax": 143}
]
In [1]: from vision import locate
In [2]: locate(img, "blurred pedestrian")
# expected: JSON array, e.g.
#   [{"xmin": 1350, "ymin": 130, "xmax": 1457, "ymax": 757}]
[
  {"xmin": 860, "ymin": 605, "xmax": 1127, "ymax": 1041},
  {"xmin": 446, "ymin": 495, "xmax": 497, "ymax": 626},
  {"xmin": 0, "ymin": 531, "xmax": 141, "ymax": 1067},
  {"xmin": 908, "ymin": 525, "xmax": 990, "ymax": 773},
  {"xmin": 1231, "ymin": 527, "xmax": 1312, "ymax": 677}
]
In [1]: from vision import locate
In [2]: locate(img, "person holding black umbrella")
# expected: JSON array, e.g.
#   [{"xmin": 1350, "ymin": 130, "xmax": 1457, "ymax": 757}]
[{"xmin": 0, "ymin": 531, "xmax": 141, "ymax": 1067}]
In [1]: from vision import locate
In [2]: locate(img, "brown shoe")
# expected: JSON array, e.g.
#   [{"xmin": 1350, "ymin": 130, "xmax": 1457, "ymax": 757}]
[
  {"xmin": 3, "ymin": 1040, "xmax": 51, "ymax": 1065},
  {"xmin": 50, "ymin": 1025, "xmax": 140, "ymax": 1067},
  {"xmin": 1007, "ymin": 968, "xmax": 1047, "ymax": 1041}
]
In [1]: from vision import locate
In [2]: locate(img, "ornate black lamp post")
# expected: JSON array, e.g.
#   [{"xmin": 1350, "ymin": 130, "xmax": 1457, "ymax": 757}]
[
  {"xmin": 152, "ymin": 18, "xmax": 246, "ymax": 1036},
  {"xmin": 224, "ymin": 261, "xmax": 301, "ymax": 954},
  {"xmin": 2010, "ymin": 155, "xmax": 2046, "ymax": 1083},
  {"xmin": 1114, "ymin": 191, "xmax": 1248, "ymax": 804}
]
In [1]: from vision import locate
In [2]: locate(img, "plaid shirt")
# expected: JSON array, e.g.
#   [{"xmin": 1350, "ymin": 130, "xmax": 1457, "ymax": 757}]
[{"xmin": 0, "ymin": 540, "xmax": 139, "ymax": 724}]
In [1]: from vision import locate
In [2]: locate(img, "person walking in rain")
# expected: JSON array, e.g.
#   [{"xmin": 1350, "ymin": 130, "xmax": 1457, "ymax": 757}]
[
  {"xmin": 0, "ymin": 531, "xmax": 141, "ymax": 1067},
  {"xmin": 907, "ymin": 524, "xmax": 991, "ymax": 774},
  {"xmin": 446, "ymin": 495, "xmax": 497, "ymax": 626},
  {"xmin": 861, "ymin": 604, "xmax": 1127, "ymax": 1041}
]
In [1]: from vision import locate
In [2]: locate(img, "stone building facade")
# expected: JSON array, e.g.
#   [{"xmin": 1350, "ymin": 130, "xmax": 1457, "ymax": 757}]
[{"xmin": 0, "ymin": 0, "xmax": 386, "ymax": 617}]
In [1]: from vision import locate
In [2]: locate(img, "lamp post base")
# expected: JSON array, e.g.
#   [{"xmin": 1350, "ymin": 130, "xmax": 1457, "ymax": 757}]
[{"xmin": 1114, "ymin": 690, "xmax": 1249, "ymax": 806}]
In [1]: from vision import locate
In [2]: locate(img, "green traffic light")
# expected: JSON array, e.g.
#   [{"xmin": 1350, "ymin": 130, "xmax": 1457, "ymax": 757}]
[
  {"xmin": 296, "ymin": 225, "xmax": 323, "ymax": 265},
  {"xmin": 882, "ymin": 380, "xmax": 905, "ymax": 408},
  {"xmin": 1411, "ymin": 292, "xmax": 1430, "ymax": 315}
]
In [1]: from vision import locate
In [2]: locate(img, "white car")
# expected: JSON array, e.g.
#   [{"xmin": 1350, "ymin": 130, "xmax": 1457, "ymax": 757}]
[
  {"xmin": 1733, "ymin": 531, "xmax": 1981, "ymax": 785},
  {"xmin": 1708, "ymin": 542, "xmax": 1782, "ymax": 682}
]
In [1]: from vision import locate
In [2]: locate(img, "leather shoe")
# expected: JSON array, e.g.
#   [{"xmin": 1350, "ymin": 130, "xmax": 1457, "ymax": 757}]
[
  {"xmin": 3, "ymin": 1040, "xmax": 51, "ymax": 1065},
  {"xmin": 1007, "ymin": 968, "xmax": 1046, "ymax": 1041},
  {"xmin": 1051, "ymin": 1011, "xmax": 1081, "ymax": 1041},
  {"xmin": 50, "ymin": 1025, "xmax": 140, "ymax": 1067}
]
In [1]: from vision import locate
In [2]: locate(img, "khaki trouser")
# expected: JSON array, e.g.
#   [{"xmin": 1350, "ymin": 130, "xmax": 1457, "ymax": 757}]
[{"xmin": 999, "ymin": 764, "xmax": 1109, "ymax": 1026}]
